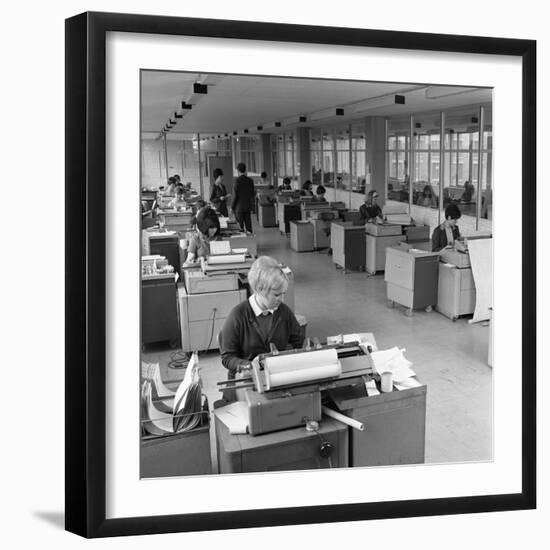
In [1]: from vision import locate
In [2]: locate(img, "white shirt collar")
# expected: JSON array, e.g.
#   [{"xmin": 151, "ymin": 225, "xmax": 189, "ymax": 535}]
[{"xmin": 249, "ymin": 295, "xmax": 276, "ymax": 316}]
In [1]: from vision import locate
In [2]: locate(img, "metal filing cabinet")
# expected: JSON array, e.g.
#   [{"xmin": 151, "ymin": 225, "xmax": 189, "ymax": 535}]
[
  {"xmin": 214, "ymin": 413, "xmax": 348, "ymax": 473},
  {"xmin": 404, "ymin": 224, "xmax": 430, "ymax": 242},
  {"xmin": 178, "ymin": 285, "xmax": 247, "ymax": 352},
  {"xmin": 278, "ymin": 202, "xmax": 302, "ymax": 234},
  {"xmin": 340, "ymin": 209, "xmax": 362, "ymax": 225},
  {"xmin": 327, "ymin": 383, "xmax": 426, "ymax": 467},
  {"xmin": 142, "ymin": 274, "xmax": 180, "ymax": 347},
  {"xmin": 385, "ymin": 246, "xmax": 440, "ymax": 315},
  {"xmin": 227, "ymin": 234, "xmax": 258, "ymax": 257},
  {"xmin": 436, "ymin": 262, "xmax": 476, "ymax": 321},
  {"xmin": 290, "ymin": 221, "xmax": 315, "ymax": 252},
  {"xmin": 331, "ymin": 221, "xmax": 366, "ymax": 272},
  {"xmin": 258, "ymin": 204, "xmax": 277, "ymax": 227},
  {"xmin": 309, "ymin": 218, "xmax": 332, "ymax": 249},
  {"xmin": 148, "ymin": 233, "xmax": 181, "ymax": 275},
  {"xmin": 365, "ymin": 234, "xmax": 405, "ymax": 274}
]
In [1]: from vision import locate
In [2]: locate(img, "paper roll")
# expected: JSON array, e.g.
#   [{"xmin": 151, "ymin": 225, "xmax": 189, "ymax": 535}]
[
  {"xmin": 268, "ymin": 363, "xmax": 341, "ymax": 387},
  {"xmin": 322, "ymin": 406, "xmax": 365, "ymax": 431},
  {"xmin": 264, "ymin": 348, "xmax": 338, "ymax": 375},
  {"xmin": 207, "ymin": 254, "xmax": 246, "ymax": 264}
]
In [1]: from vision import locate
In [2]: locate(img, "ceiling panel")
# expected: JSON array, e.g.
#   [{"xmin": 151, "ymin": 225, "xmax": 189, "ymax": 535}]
[{"xmin": 141, "ymin": 71, "xmax": 492, "ymax": 136}]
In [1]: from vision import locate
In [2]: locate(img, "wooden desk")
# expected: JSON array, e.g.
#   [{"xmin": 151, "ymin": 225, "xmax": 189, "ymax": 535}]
[{"xmin": 215, "ymin": 413, "xmax": 348, "ymax": 473}]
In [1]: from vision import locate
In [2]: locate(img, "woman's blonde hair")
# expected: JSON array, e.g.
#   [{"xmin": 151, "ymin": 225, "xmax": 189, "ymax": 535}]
[{"xmin": 248, "ymin": 256, "xmax": 288, "ymax": 296}]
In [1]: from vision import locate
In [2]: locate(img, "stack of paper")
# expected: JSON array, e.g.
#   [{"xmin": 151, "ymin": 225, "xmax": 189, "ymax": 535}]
[
  {"xmin": 370, "ymin": 347, "xmax": 416, "ymax": 382},
  {"xmin": 215, "ymin": 401, "xmax": 249, "ymax": 434},
  {"xmin": 370, "ymin": 347, "xmax": 422, "ymax": 390}
]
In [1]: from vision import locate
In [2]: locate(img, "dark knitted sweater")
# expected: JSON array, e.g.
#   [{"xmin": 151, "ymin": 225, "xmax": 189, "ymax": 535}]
[{"xmin": 219, "ymin": 300, "xmax": 303, "ymax": 374}]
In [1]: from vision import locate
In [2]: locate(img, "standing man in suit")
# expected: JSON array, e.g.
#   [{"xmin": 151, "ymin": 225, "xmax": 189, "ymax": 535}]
[{"xmin": 231, "ymin": 162, "xmax": 255, "ymax": 233}]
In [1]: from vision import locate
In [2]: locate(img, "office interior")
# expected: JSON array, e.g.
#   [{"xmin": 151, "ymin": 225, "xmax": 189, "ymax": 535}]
[{"xmin": 140, "ymin": 70, "xmax": 493, "ymax": 477}]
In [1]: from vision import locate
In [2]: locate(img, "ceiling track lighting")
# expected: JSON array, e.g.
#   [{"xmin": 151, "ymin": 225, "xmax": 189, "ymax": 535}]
[{"xmin": 193, "ymin": 82, "xmax": 208, "ymax": 94}]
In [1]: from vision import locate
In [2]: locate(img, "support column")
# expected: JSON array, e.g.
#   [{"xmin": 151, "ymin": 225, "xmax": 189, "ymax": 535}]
[
  {"xmin": 365, "ymin": 117, "xmax": 386, "ymax": 209},
  {"xmin": 260, "ymin": 134, "xmax": 273, "ymax": 181},
  {"xmin": 296, "ymin": 127, "xmax": 311, "ymax": 185}
]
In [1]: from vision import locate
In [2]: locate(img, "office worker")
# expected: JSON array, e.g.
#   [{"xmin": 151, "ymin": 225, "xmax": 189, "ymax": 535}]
[
  {"xmin": 164, "ymin": 176, "xmax": 178, "ymax": 196},
  {"xmin": 168, "ymin": 187, "xmax": 187, "ymax": 210},
  {"xmin": 231, "ymin": 162, "xmax": 255, "ymax": 233},
  {"xmin": 183, "ymin": 207, "xmax": 221, "ymax": 266},
  {"xmin": 220, "ymin": 256, "xmax": 303, "ymax": 385},
  {"xmin": 210, "ymin": 167, "xmax": 229, "ymax": 217},
  {"xmin": 359, "ymin": 190, "xmax": 384, "ymax": 224},
  {"xmin": 300, "ymin": 180, "xmax": 314, "ymax": 197},
  {"xmin": 461, "ymin": 180, "xmax": 475, "ymax": 203},
  {"xmin": 314, "ymin": 184, "xmax": 327, "ymax": 202},
  {"xmin": 260, "ymin": 171, "xmax": 270, "ymax": 187},
  {"xmin": 418, "ymin": 184, "xmax": 438, "ymax": 208},
  {"xmin": 432, "ymin": 203, "xmax": 462, "ymax": 252},
  {"xmin": 278, "ymin": 176, "xmax": 292, "ymax": 192}
]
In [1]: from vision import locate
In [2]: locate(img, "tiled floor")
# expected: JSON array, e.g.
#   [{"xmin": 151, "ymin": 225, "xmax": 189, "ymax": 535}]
[{"xmin": 143, "ymin": 214, "xmax": 493, "ymax": 473}]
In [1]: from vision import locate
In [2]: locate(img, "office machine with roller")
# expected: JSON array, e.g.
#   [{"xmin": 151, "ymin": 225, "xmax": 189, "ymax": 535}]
[{"xmin": 218, "ymin": 340, "xmax": 375, "ymax": 435}]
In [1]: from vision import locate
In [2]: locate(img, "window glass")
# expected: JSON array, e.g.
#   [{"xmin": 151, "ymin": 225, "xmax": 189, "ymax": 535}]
[
  {"xmin": 322, "ymin": 131, "xmax": 335, "ymax": 187},
  {"xmin": 411, "ymin": 113, "xmax": 439, "ymax": 209},
  {"xmin": 351, "ymin": 120, "xmax": 367, "ymax": 194},
  {"xmin": 387, "ymin": 118, "xmax": 410, "ymax": 207}
]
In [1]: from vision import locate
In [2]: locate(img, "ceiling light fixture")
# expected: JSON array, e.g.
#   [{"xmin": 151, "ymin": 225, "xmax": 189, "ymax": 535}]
[{"xmin": 353, "ymin": 95, "xmax": 405, "ymax": 114}]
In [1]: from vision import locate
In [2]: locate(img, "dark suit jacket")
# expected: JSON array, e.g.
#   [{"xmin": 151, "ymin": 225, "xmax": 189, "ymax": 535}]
[
  {"xmin": 231, "ymin": 174, "xmax": 255, "ymax": 213},
  {"xmin": 432, "ymin": 224, "xmax": 460, "ymax": 252}
]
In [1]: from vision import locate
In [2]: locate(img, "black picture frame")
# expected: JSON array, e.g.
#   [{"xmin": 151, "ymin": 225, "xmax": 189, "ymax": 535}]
[{"xmin": 65, "ymin": 11, "xmax": 536, "ymax": 538}]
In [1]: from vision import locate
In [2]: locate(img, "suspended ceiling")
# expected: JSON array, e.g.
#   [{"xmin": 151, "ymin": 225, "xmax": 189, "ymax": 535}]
[{"xmin": 141, "ymin": 71, "xmax": 492, "ymax": 138}]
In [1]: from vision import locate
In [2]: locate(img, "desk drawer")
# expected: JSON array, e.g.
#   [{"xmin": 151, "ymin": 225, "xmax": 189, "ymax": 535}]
[{"xmin": 384, "ymin": 248, "xmax": 414, "ymax": 290}]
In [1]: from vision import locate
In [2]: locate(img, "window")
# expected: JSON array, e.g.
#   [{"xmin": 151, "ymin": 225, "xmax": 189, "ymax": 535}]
[{"xmin": 386, "ymin": 118, "xmax": 410, "ymax": 206}]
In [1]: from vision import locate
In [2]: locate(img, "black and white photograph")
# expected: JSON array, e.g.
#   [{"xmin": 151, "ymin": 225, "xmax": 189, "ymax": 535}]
[
  {"xmin": 2, "ymin": 0, "xmax": 546, "ymax": 547},
  {"xmin": 139, "ymin": 71, "xmax": 495, "ymax": 478},
  {"xmin": 54, "ymin": 5, "xmax": 541, "ymax": 543}
]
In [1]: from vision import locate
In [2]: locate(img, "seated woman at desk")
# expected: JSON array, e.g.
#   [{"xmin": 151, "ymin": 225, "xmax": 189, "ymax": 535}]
[
  {"xmin": 183, "ymin": 207, "xmax": 221, "ymax": 266},
  {"xmin": 314, "ymin": 184, "xmax": 326, "ymax": 202},
  {"xmin": 418, "ymin": 184, "xmax": 438, "ymax": 208},
  {"xmin": 278, "ymin": 177, "xmax": 292, "ymax": 192},
  {"xmin": 219, "ymin": 256, "xmax": 303, "ymax": 390},
  {"xmin": 461, "ymin": 180, "xmax": 475, "ymax": 203},
  {"xmin": 300, "ymin": 180, "xmax": 314, "ymax": 197},
  {"xmin": 210, "ymin": 167, "xmax": 229, "ymax": 217},
  {"xmin": 168, "ymin": 186, "xmax": 187, "ymax": 210},
  {"xmin": 163, "ymin": 176, "xmax": 178, "ymax": 196},
  {"xmin": 359, "ymin": 190, "xmax": 384, "ymax": 224},
  {"xmin": 431, "ymin": 203, "xmax": 461, "ymax": 252}
]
